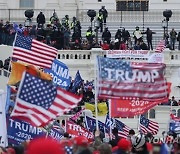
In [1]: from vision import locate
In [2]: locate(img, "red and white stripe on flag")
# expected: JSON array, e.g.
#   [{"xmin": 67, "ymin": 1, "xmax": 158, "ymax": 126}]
[
  {"xmin": 97, "ymin": 57, "xmax": 169, "ymax": 101},
  {"xmin": 11, "ymin": 72, "xmax": 82, "ymax": 127},
  {"xmin": 155, "ymin": 40, "xmax": 166, "ymax": 53},
  {"xmin": 12, "ymin": 34, "xmax": 57, "ymax": 69}
]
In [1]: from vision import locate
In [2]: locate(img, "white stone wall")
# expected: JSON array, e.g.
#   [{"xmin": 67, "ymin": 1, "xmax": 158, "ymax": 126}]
[{"xmin": 1, "ymin": 0, "xmax": 180, "ymax": 11}]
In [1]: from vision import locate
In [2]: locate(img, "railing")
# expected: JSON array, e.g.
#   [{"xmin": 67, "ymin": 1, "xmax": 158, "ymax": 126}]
[
  {"xmin": 77, "ymin": 9, "xmax": 180, "ymax": 23},
  {"xmin": 0, "ymin": 8, "xmax": 179, "ymax": 49},
  {"xmin": 0, "ymin": 8, "xmax": 179, "ymax": 24},
  {"xmin": 57, "ymin": 49, "xmax": 180, "ymax": 63},
  {"xmin": 0, "ymin": 69, "xmax": 10, "ymax": 78}
]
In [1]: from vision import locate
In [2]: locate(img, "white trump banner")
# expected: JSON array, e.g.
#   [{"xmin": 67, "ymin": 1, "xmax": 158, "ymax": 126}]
[
  {"xmin": 0, "ymin": 90, "xmax": 8, "ymax": 147},
  {"xmin": 106, "ymin": 50, "xmax": 150, "ymax": 59}
]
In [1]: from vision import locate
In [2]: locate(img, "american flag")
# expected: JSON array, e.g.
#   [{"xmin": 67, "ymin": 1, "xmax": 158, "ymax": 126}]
[
  {"xmin": 97, "ymin": 56, "xmax": 168, "ymax": 101},
  {"xmin": 105, "ymin": 114, "xmax": 130, "ymax": 139},
  {"xmin": 155, "ymin": 40, "xmax": 166, "ymax": 53},
  {"xmin": 10, "ymin": 72, "xmax": 82, "ymax": 127},
  {"xmin": 115, "ymin": 119, "xmax": 130, "ymax": 138},
  {"xmin": 139, "ymin": 115, "xmax": 159, "ymax": 135},
  {"xmin": 52, "ymin": 121, "xmax": 65, "ymax": 133},
  {"xmin": 12, "ymin": 34, "xmax": 57, "ymax": 69}
]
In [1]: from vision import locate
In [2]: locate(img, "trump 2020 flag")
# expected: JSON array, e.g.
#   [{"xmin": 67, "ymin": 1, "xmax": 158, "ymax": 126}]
[
  {"xmin": 97, "ymin": 56, "xmax": 168, "ymax": 101},
  {"xmin": 71, "ymin": 70, "xmax": 83, "ymax": 93},
  {"xmin": 12, "ymin": 34, "xmax": 57, "ymax": 69},
  {"xmin": 84, "ymin": 116, "xmax": 107, "ymax": 133},
  {"xmin": 10, "ymin": 72, "xmax": 82, "ymax": 127},
  {"xmin": 139, "ymin": 115, "xmax": 159, "ymax": 135}
]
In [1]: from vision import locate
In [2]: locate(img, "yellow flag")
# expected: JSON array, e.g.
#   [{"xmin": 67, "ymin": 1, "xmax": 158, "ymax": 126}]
[
  {"xmin": 8, "ymin": 62, "xmax": 52, "ymax": 85},
  {"xmin": 97, "ymin": 102, "xmax": 108, "ymax": 116},
  {"xmin": 85, "ymin": 102, "xmax": 108, "ymax": 116}
]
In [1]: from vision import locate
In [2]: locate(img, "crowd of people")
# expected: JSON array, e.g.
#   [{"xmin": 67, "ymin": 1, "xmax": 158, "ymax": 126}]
[
  {"xmin": 0, "ymin": 7, "xmax": 179, "ymax": 51},
  {"xmin": 1, "ymin": 7, "xmax": 180, "ymax": 154},
  {"xmin": 0, "ymin": 127, "xmax": 180, "ymax": 154}
]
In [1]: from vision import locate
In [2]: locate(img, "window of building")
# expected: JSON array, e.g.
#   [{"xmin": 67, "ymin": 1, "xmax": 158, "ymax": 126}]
[
  {"xmin": 20, "ymin": 0, "xmax": 34, "ymax": 8},
  {"xmin": 116, "ymin": 0, "xmax": 149, "ymax": 11},
  {"xmin": 178, "ymin": 109, "xmax": 180, "ymax": 117},
  {"xmin": 172, "ymin": 109, "xmax": 176, "ymax": 115},
  {"xmin": 70, "ymin": 54, "xmax": 73, "ymax": 59},
  {"xmin": 98, "ymin": 0, "xmax": 102, "ymax": 2},
  {"xmin": 149, "ymin": 109, "xmax": 155, "ymax": 119},
  {"xmin": 163, "ymin": 0, "xmax": 167, "ymax": 2}
]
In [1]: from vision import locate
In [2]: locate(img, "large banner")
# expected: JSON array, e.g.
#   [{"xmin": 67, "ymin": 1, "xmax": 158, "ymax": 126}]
[
  {"xmin": 97, "ymin": 56, "xmax": 169, "ymax": 101},
  {"xmin": 106, "ymin": 50, "xmax": 150, "ymax": 59},
  {"xmin": 44, "ymin": 59, "xmax": 71, "ymax": 89},
  {"xmin": 66, "ymin": 121, "xmax": 94, "ymax": 139}
]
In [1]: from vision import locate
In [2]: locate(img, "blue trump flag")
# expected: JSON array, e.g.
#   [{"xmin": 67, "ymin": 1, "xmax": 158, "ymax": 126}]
[
  {"xmin": 84, "ymin": 116, "xmax": 109, "ymax": 133},
  {"xmin": 71, "ymin": 70, "xmax": 83, "ymax": 93},
  {"xmin": 44, "ymin": 59, "xmax": 71, "ymax": 89},
  {"xmin": 105, "ymin": 113, "xmax": 115, "ymax": 131},
  {"xmin": 7, "ymin": 117, "xmax": 64, "ymax": 145},
  {"xmin": 7, "ymin": 117, "xmax": 46, "ymax": 145}
]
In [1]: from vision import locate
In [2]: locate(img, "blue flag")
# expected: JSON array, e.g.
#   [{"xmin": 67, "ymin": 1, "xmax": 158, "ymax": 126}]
[
  {"xmin": 71, "ymin": 70, "xmax": 83, "ymax": 93},
  {"xmin": 7, "ymin": 117, "xmax": 46, "ymax": 145},
  {"xmin": 7, "ymin": 117, "xmax": 64, "ymax": 145},
  {"xmin": 105, "ymin": 113, "xmax": 115, "ymax": 131},
  {"xmin": 169, "ymin": 120, "xmax": 180, "ymax": 134},
  {"xmin": 84, "ymin": 116, "xmax": 108, "ymax": 133},
  {"xmin": 44, "ymin": 59, "xmax": 71, "ymax": 89}
]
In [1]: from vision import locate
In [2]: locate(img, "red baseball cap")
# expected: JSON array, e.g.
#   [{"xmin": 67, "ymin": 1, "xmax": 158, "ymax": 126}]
[
  {"xmin": 118, "ymin": 138, "xmax": 131, "ymax": 151},
  {"xmin": 26, "ymin": 137, "xmax": 65, "ymax": 154},
  {"xmin": 73, "ymin": 136, "xmax": 89, "ymax": 147}
]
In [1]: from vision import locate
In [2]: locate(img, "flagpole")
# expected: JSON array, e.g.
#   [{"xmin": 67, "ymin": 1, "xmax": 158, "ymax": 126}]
[
  {"xmin": 7, "ymin": 33, "xmax": 17, "ymax": 76},
  {"xmin": 137, "ymin": 115, "xmax": 141, "ymax": 132},
  {"xmin": 94, "ymin": 54, "xmax": 99, "ymax": 131},
  {"xmin": 108, "ymin": 99, "xmax": 112, "ymax": 140}
]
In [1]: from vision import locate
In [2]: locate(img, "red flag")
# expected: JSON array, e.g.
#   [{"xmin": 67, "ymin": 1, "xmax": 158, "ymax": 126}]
[
  {"xmin": 12, "ymin": 34, "xmax": 57, "ymax": 69},
  {"xmin": 66, "ymin": 121, "xmax": 94, "ymax": 139},
  {"xmin": 11, "ymin": 72, "xmax": 82, "ymax": 127},
  {"xmin": 110, "ymin": 98, "xmax": 168, "ymax": 118}
]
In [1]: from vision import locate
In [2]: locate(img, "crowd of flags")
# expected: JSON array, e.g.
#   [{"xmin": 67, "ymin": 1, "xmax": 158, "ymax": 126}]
[{"xmin": 4, "ymin": 33, "xmax": 169, "ymax": 144}]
